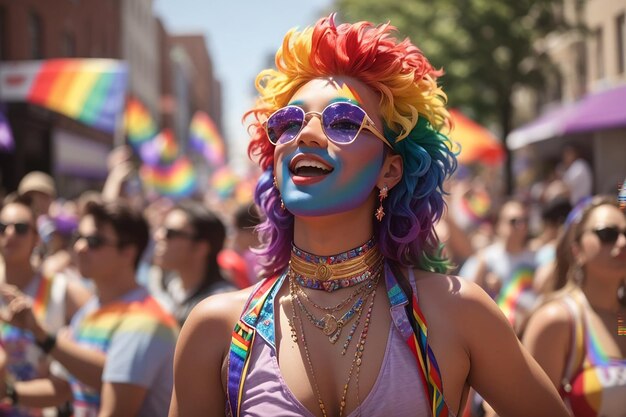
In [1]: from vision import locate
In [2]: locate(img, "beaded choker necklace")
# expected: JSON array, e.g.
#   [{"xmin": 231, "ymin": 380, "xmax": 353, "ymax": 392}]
[{"xmin": 290, "ymin": 238, "xmax": 382, "ymax": 292}]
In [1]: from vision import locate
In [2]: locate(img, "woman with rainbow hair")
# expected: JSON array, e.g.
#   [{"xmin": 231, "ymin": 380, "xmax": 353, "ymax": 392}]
[{"xmin": 169, "ymin": 15, "xmax": 568, "ymax": 417}]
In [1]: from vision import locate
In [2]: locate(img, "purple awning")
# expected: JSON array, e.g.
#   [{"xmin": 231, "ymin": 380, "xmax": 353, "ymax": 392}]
[
  {"xmin": 507, "ymin": 104, "xmax": 576, "ymax": 150},
  {"xmin": 564, "ymin": 85, "xmax": 626, "ymax": 134},
  {"xmin": 508, "ymin": 84, "xmax": 626, "ymax": 150}
]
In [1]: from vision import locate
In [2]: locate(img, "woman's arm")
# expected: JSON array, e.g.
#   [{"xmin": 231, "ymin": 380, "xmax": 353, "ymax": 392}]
[
  {"xmin": 168, "ymin": 291, "xmax": 247, "ymax": 417},
  {"xmin": 459, "ymin": 282, "xmax": 570, "ymax": 417},
  {"xmin": 522, "ymin": 302, "xmax": 572, "ymax": 388}
]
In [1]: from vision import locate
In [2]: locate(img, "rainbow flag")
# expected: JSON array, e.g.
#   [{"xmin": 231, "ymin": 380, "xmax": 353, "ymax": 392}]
[
  {"xmin": 0, "ymin": 108, "xmax": 13, "ymax": 152},
  {"xmin": 189, "ymin": 111, "xmax": 226, "ymax": 166},
  {"xmin": 140, "ymin": 156, "xmax": 197, "ymax": 199},
  {"xmin": 460, "ymin": 188, "xmax": 491, "ymax": 223},
  {"xmin": 125, "ymin": 97, "xmax": 157, "ymax": 147},
  {"xmin": 211, "ymin": 165, "xmax": 239, "ymax": 200},
  {"xmin": 496, "ymin": 266, "xmax": 536, "ymax": 328},
  {"xmin": 0, "ymin": 59, "xmax": 128, "ymax": 133},
  {"xmin": 136, "ymin": 128, "xmax": 179, "ymax": 166}
]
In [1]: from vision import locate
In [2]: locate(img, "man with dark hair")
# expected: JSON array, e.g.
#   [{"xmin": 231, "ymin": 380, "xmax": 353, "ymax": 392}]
[
  {"xmin": 0, "ymin": 201, "xmax": 178, "ymax": 417},
  {"xmin": 152, "ymin": 200, "xmax": 235, "ymax": 325}
]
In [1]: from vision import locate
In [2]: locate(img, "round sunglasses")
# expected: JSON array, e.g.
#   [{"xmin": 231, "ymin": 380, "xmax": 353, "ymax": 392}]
[
  {"xmin": 588, "ymin": 226, "xmax": 626, "ymax": 244},
  {"xmin": 265, "ymin": 102, "xmax": 393, "ymax": 148}
]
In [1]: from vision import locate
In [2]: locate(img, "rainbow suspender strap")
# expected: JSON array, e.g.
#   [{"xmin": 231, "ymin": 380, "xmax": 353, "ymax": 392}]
[
  {"xmin": 226, "ymin": 275, "xmax": 280, "ymax": 417},
  {"xmin": 405, "ymin": 291, "xmax": 449, "ymax": 417}
]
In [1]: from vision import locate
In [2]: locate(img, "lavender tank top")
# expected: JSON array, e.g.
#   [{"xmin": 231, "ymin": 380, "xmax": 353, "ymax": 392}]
[{"xmin": 237, "ymin": 323, "xmax": 431, "ymax": 416}]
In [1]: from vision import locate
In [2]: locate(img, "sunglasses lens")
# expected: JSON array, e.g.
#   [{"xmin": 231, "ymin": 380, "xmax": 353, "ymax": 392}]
[
  {"xmin": 595, "ymin": 227, "xmax": 620, "ymax": 243},
  {"xmin": 88, "ymin": 236, "xmax": 106, "ymax": 249},
  {"xmin": 0, "ymin": 222, "xmax": 30, "ymax": 235},
  {"xmin": 14, "ymin": 223, "xmax": 30, "ymax": 235},
  {"xmin": 266, "ymin": 106, "xmax": 304, "ymax": 145},
  {"xmin": 322, "ymin": 103, "xmax": 365, "ymax": 144}
]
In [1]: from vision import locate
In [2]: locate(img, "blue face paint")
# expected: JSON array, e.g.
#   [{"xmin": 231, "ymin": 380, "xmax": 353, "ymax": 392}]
[{"xmin": 279, "ymin": 147, "xmax": 384, "ymax": 217}]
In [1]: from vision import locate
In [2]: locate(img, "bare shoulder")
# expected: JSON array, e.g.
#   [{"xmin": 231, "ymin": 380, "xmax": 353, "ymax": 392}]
[
  {"xmin": 184, "ymin": 287, "xmax": 254, "ymax": 336},
  {"xmin": 412, "ymin": 269, "xmax": 491, "ymax": 309},
  {"xmin": 523, "ymin": 298, "xmax": 572, "ymax": 340},
  {"xmin": 411, "ymin": 269, "xmax": 513, "ymax": 340}
]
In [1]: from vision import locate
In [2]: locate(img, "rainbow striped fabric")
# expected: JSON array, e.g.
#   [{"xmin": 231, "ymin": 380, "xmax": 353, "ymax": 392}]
[
  {"xmin": 0, "ymin": 275, "xmax": 56, "ymax": 417},
  {"xmin": 496, "ymin": 266, "xmax": 536, "ymax": 328},
  {"xmin": 0, "ymin": 59, "xmax": 128, "ymax": 133},
  {"xmin": 125, "ymin": 97, "xmax": 157, "ymax": 147},
  {"xmin": 139, "ymin": 156, "xmax": 197, "ymax": 199},
  {"xmin": 407, "ymin": 291, "xmax": 449, "ymax": 417},
  {"xmin": 70, "ymin": 290, "xmax": 178, "ymax": 413},
  {"xmin": 189, "ymin": 111, "xmax": 226, "ymax": 166}
]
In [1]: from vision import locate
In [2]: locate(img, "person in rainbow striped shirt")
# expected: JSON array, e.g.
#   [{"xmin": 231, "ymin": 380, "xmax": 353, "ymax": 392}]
[
  {"xmin": 0, "ymin": 201, "xmax": 178, "ymax": 417},
  {"xmin": 0, "ymin": 195, "xmax": 91, "ymax": 417}
]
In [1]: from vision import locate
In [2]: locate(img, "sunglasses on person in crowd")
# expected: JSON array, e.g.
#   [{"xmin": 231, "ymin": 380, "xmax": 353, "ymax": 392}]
[
  {"xmin": 265, "ymin": 101, "xmax": 393, "ymax": 148},
  {"xmin": 164, "ymin": 228, "xmax": 196, "ymax": 240},
  {"xmin": 590, "ymin": 226, "xmax": 626, "ymax": 244},
  {"xmin": 72, "ymin": 233, "xmax": 118, "ymax": 250},
  {"xmin": 0, "ymin": 221, "xmax": 31, "ymax": 236},
  {"xmin": 507, "ymin": 217, "xmax": 528, "ymax": 227}
]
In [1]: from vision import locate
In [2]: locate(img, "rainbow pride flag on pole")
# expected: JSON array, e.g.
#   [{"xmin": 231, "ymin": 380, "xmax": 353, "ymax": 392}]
[
  {"xmin": 125, "ymin": 97, "xmax": 157, "ymax": 147},
  {"xmin": 140, "ymin": 156, "xmax": 198, "ymax": 199},
  {"xmin": 0, "ymin": 59, "xmax": 128, "ymax": 133},
  {"xmin": 189, "ymin": 111, "xmax": 226, "ymax": 166}
]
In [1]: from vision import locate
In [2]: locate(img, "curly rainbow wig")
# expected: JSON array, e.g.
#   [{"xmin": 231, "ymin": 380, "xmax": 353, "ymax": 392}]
[{"xmin": 246, "ymin": 15, "xmax": 457, "ymax": 278}]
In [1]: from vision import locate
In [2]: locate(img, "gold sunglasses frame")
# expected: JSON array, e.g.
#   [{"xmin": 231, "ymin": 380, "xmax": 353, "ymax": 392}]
[{"xmin": 265, "ymin": 103, "xmax": 394, "ymax": 149}]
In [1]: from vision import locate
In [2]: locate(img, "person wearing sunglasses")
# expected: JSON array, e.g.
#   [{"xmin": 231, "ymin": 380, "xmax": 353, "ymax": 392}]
[
  {"xmin": 523, "ymin": 196, "xmax": 626, "ymax": 417},
  {"xmin": 0, "ymin": 196, "xmax": 91, "ymax": 417},
  {"xmin": 459, "ymin": 199, "xmax": 536, "ymax": 303},
  {"xmin": 0, "ymin": 201, "xmax": 178, "ymax": 417},
  {"xmin": 151, "ymin": 200, "xmax": 236, "ymax": 326},
  {"xmin": 169, "ymin": 15, "xmax": 568, "ymax": 417}
]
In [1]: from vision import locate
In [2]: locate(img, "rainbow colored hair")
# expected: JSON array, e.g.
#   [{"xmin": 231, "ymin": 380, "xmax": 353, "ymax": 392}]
[{"xmin": 246, "ymin": 15, "xmax": 457, "ymax": 277}]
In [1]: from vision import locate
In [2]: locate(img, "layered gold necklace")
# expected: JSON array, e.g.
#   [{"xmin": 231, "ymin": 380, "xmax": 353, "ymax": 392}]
[{"xmin": 287, "ymin": 238, "xmax": 382, "ymax": 417}]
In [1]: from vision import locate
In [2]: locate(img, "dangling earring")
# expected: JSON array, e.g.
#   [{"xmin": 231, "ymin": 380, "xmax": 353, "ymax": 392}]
[
  {"xmin": 572, "ymin": 263, "xmax": 585, "ymax": 286},
  {"xmin": 375, "ymin": 184, "xmax": 388, "ymax": 222},
  {"xmin": 273, "ymin": 176, "xmax": 285, "ymax": 211},
  {"xmin": 618, "ymin": 280, "xmax": 626, "ymax": 307}
]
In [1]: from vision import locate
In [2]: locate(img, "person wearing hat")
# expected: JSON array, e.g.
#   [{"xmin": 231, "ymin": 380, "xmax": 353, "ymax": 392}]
[{"xmin": 17, "ymin": 172, "xmax": 56, "ymax": 219}]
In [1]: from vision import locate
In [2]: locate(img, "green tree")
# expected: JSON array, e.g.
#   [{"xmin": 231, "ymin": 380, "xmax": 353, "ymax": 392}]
[{"xmin": 335, "ymin": 0, "xmax": 571, "ymax": 193}]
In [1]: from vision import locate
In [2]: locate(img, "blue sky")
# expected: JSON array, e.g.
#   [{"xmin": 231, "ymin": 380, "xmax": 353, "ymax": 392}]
[{"xmin": 153, "ymin": 0, "xmax": 335, "ymax": 168}]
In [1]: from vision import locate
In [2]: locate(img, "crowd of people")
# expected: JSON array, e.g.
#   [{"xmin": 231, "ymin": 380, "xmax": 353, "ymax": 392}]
[{"xmin": 0, "ymin": 14, "xmax": 623, "ymax": 417}]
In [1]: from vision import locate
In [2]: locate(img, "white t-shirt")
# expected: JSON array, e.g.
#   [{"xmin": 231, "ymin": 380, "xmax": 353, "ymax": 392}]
[{"xmin": 563, "ymin": 159, "xmax": 593, "ymax": 206}]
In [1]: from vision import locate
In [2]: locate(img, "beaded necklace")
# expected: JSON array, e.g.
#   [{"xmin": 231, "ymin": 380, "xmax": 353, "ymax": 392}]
[
  {"xmin": 290, "ymin": 238, "xmax": 381, "ymax": 292},
  {"xmin": 289, "ymin": 271, "xmax": 379, "ymax": 344}
]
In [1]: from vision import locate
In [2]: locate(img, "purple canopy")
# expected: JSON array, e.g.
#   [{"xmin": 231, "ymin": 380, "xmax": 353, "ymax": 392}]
[
  {"xmin": 564, "ymin": 85, "xmax": 626, "ymax": 134},
  {"xmin": 508, "ymin": 85, "xmax": 626, "ymax": 150}
]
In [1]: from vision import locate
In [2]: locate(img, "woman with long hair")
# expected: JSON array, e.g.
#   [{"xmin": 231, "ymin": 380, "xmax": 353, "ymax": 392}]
[{"xmin": 523, "ymin": 196, "xmax": 626, "ymax": 416}]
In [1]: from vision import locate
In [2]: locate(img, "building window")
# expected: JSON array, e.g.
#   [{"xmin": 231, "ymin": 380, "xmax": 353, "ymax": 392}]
[
  {"xmin": 595, "ymin": 27, "xmax": 604, "ymax": 80},
  {"xmin": 28, "ymin": 11, "xmax": 44, "ymax": 59},
  {"xmin": 617, "ymin": 14, "xmax": 626, "ymax": 74},
  {"xmin": 62, "ymin": 32, "xmax": 76, "ymax": 57}
]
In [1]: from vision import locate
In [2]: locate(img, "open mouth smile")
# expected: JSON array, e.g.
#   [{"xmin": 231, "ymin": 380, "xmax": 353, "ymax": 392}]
[{"xmin": 289, "ymin": 155, "xmax": 334, "ymax": 178}]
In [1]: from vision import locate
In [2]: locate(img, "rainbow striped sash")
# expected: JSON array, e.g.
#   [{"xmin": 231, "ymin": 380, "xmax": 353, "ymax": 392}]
[
  {"xmin": 226, "ymin": 275, "xmax": 281, "ymax": 416},
  {"xmin": 226, "ymin": 265, "xmax": 448, "ymax": 417}
]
